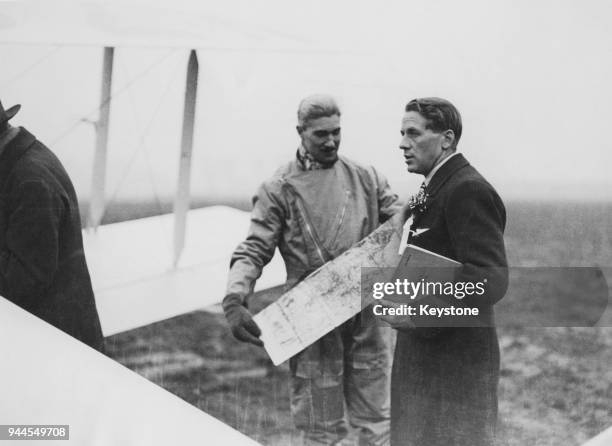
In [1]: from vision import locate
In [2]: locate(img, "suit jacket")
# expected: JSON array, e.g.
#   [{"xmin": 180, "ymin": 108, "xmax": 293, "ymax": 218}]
[
  {"xmin": 0, "ymin": 127, "xmax": 104, "ymax": 352},
  {"xmin": 391, "ymin": 153, "xmax": 508, "ymax": 446}
]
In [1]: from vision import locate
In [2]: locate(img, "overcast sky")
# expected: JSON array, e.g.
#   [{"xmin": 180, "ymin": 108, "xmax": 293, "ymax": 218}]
[{"xmin": 1, "ymin": 0, "xmax": 611, "ymax": 202}]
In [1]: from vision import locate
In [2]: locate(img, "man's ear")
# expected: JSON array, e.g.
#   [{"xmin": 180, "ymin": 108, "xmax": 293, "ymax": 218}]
[
  {"xmin": 441, "ymin": 129, "xmax": 455, "ymax": 150},
  {"xmin": 296, "ymin": 125, "xmax": 303, "ymax": 136}
]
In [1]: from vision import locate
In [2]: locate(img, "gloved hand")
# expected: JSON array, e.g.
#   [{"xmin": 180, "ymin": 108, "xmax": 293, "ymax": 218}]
[{"xmin": 223, "ymin": 293, "xmax": 263, "ymax": 346}]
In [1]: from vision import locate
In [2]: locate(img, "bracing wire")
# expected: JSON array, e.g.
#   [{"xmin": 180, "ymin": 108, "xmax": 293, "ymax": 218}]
[
  {"xmin": 50, "ymin": 48, "xmax": 177, "ymax": 148},
  {"xmin": 104, "ymin": 50, "xmax": 186, "ymax": 213},
  {"xmin": 0, "ymin": 46, "xmax": 64, "ymax": 90}
]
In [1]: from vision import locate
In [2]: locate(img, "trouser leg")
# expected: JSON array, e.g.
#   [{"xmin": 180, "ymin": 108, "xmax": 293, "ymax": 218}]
[
  {"xmin": 290, "ymin": 375, "xmax": 349, "ymax": 445},
  {"xmin": 343, "ymin": 312, "xmax": 393, "ymax": 446},
  {"xmin": 289, "ymin": 328, "xmax": 349, "ymax": 445}
]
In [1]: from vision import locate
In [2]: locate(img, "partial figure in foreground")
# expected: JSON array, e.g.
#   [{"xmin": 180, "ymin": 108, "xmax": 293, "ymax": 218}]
[
  {"xmin": 224, "ymin": 94, "xmax": 399, "ymax": 445},
  {"xmin": 380, "ymin": 97, "xmax": 508, "ymax": 446},
  {"xmin": 0, "ymin": 100, "xmax": 104, "ymax": 352}
]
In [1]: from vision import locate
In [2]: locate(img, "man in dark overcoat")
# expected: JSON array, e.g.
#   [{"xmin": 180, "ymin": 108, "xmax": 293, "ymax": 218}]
[
  {"xmin": 381, "ymin": 97, "xmax": 508, "ymax": 446},
  {"xmin": 0, "ymin": 100, "xmax": 104, "ymax": 352}
]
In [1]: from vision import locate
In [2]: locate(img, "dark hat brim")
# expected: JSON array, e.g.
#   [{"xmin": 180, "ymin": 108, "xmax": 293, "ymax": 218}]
[{"xmin": 4, "ymin": 104, "xmax": 21, "ymax": 121}]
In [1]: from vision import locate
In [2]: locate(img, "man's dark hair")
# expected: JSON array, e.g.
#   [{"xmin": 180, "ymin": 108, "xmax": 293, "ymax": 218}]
[{"xmin": 405, "ymin": 97, "xmax": 462, "ymax": 148}]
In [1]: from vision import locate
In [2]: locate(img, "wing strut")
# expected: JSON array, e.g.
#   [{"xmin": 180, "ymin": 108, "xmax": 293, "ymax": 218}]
[
  {"xmin": 173, "ymin": 50, "xmax": 199, "ymax": 267},
  {"xmin": 88, "ymin": 46, "xmax": 114, "ymax": 230}
]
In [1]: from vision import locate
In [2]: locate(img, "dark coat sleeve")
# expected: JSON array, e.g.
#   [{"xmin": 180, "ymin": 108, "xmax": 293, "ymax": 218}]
[
  {"xmin": 0, "ymin": 180, "xmax": 63, "ymax": 306},
  {"xmin": 445, "ymin": 179, "xmax": 508, "ymax": 307}
]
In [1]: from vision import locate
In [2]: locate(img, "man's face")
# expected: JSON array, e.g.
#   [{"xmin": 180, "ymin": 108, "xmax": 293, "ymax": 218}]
[
  {"xmin": 298, "ymin": 115, "xmax": 341, "ymax": 165},
  {"xmin": 399, "ymin": 111, "xmax": 447, "ymax": 175}
]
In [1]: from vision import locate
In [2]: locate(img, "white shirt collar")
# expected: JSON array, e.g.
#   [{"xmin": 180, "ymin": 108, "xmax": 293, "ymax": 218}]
[{"xmin": 424, "ymin": 152, "xmax": 460, "ymax": 186}]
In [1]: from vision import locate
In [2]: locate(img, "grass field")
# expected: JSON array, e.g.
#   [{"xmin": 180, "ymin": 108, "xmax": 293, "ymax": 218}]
[{"xmin": 103, "ymin": 200, "xmax": 612, "ymax": 445}]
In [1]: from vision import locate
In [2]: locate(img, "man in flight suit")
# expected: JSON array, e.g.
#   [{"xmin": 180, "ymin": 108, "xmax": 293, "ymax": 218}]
[{"xmin": 224, "ymin": 94, "xmax": 399, "ymax": 445}]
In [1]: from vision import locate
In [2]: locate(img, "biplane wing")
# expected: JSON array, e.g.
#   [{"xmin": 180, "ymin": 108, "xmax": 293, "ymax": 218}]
[
  {"xmin": 0, "ymin": 295, "xmax": 261, "ymax": 445},
  {"xmin": 0, "ymin": 0, "xmax": 341, "ymax": 51},
  {"xmin": 84, "ymin": 205, "xmax": 285, "ymax": 336}
]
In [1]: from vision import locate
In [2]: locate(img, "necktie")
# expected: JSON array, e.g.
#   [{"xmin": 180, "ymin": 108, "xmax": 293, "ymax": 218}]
[
  {"xmin": 407, "ymin": 182, "xmax": 427, "ymax": 212},
  {"xmin": 399, "ymin": 182, "xmax": 428, "ymax": 254}
]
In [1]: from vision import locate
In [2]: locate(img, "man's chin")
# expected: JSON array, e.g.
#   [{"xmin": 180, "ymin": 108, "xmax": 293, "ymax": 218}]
[{"xmin": 318, "ymin": 154, "xmax": 338, "ymax": 165}]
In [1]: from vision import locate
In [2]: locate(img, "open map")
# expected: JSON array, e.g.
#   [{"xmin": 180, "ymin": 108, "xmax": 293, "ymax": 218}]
[{"xmin": 253, "ymin": 213, "xmax": 405, "ymax": 365}]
